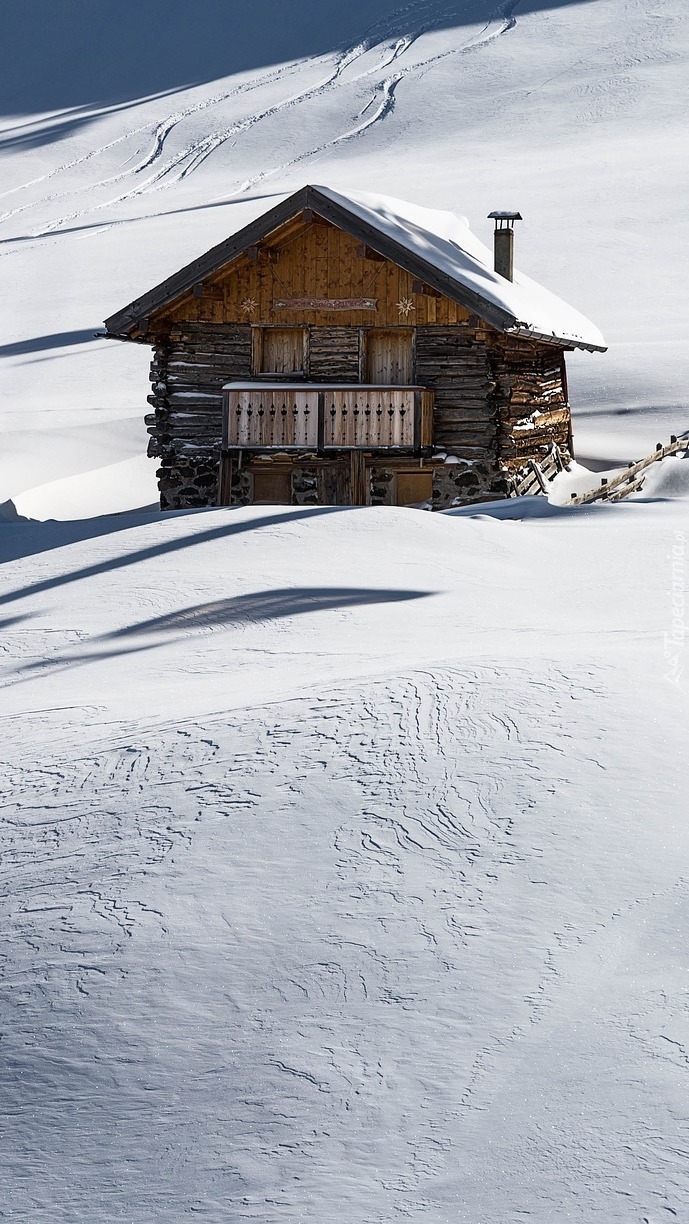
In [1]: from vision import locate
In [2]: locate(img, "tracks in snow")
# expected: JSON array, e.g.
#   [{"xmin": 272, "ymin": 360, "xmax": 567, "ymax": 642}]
[
  {"xmin": 0, "ymin": 1, "xmax": 520, "ymax": 245},
  {"xmin": 1, "ymin": 662, "xmax": 686, "ymax": 1219}
]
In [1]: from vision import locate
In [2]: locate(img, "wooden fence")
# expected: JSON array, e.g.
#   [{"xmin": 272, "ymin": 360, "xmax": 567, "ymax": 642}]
[
  {"xmin": 509, "ymin": 443, "xmax": 571, "ymax": 497},
  {"xmin": 510, "ymin": 434, "xmax": 688, "ymax": 506},
  {"xmin": 567, "ymin": 434, "xmax": 688, "ymax": 505}
]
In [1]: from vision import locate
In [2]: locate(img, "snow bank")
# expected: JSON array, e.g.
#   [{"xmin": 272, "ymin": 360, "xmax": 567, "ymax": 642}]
[
  {"xmin": 1, "ymin": 502, "xmax": 687, "ymax": 1220},
  {"xmin": 13, "ymin": 454, "xmax": 158, "ymax": 521}
]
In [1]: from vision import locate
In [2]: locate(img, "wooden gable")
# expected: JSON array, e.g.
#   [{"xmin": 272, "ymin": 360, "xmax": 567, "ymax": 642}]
[{"xmin": 149, "ymin": 217, "xmax": 472, "ymax": 334}]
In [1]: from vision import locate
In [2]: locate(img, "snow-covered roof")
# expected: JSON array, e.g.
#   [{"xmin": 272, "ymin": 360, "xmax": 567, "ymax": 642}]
[
  {"xmin": 314, "ymin": 186, "xmax": 606, "ymax": 352},
  {"xmin": 105, "ymin": 185, "xmax": 606, "ymax": 352}
]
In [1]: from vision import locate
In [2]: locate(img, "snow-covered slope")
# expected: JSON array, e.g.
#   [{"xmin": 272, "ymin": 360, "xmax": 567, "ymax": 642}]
[
  {"xmin": 2, "ymin": 0, "xmax": 688, "ymax": 513},
  {"xmin": 2, "ymin": 499, "xmax": 688, "ymax": 1220}
]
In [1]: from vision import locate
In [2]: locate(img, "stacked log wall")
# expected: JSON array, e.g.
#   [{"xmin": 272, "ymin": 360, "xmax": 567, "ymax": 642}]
[
  {"xmin": 489, "ymin": 339, "xmax": 571, "ymax": 469},
  {"xmin": 307, "ymin": 327, "xmax": 360, "ymax": 382},
  {"xmin": 414, "ymin": 326, "xmax": 499, "ymax": 462},
  {"xmin": 144, "ymin": 319, "xmax": 571, "ymax": 511},
  {"xmin": 145, "ymin": 322, "xmax": 252, "ymax": 509}
]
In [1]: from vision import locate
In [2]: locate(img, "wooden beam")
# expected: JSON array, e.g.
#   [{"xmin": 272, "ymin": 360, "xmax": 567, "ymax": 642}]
[
  {"xmin": 247, "ymin": 245, "xmax": 279, "ymax": 264},
  {"xmin": 192, "ymin": 282, "xmax": 224, "ymax": 300},
  {"xmin": 412, "ymin": 280, "xmax": 441, "ymax": 297},
  {"xmin": 302, "ymin": 209, "xmax": 332, "ymax": 226},
  {"xmin": 355, "ymin": 243, "xmax": 386, "ymax": 262}
]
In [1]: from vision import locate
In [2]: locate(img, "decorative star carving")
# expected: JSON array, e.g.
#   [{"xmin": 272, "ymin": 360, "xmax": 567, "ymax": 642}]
[
  {"xmin": 396, "ymin": 297, "xmax": 415, "ymax": 318},
  {"xmin": 241, "ymin": 297, "xmax": 258, "ymax": 316}
]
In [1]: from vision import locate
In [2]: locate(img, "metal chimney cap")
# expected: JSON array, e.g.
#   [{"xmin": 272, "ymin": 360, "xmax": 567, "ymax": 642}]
[{"xmin": 488, "ymin": 210, "xmax": 522, "ymax": 221}]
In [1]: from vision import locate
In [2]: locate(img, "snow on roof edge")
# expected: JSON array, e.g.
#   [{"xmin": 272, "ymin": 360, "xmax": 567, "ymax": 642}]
[{"xmin": 313, "ymin": 185, "xmax": 607, "ymax": 353}]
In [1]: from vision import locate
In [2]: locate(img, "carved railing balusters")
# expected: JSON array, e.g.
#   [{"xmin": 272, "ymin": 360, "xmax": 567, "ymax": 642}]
[{"xmin": 223, "ymin": 385, "xmax": 431, "ymax": 450}]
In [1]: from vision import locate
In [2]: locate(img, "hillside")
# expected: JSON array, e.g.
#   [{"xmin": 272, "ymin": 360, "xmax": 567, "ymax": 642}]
[{"xmin": 1, "ymin": 4, "xmax": 688, "ymax": 1221}]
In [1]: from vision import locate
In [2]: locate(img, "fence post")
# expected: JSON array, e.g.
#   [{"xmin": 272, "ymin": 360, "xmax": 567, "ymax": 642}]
[
  {"xmin": 317, "ymin": 391, "xmax": 325, "ymax": 454},
  {"xmin": 413, "ymin": 390, "xmax": 422, "ymax": 454}
]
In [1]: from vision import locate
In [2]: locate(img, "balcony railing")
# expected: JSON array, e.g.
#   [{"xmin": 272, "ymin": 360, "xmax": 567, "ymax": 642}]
[{"xmin": 222, "ymin": 383, "xmax": 434, "ymax": 452}]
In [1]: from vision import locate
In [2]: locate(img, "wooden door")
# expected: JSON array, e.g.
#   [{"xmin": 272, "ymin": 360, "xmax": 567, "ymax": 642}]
[
  {"xmin": 365, "ymin": 330, "xmax": 413, "ymax": 385},
  {"xmin": 396, "ymin": 470, "xmax": 432, "ymax": 506},
  {"xmin": 252, "ymin": 468, "xmax": 291, "ymax": 504},
  {"xmin": 259, "ymin": 328, "xmax": 306, "ymax": 375},
  {"xmin": 318, "ymin": 464, "xmax": 350, "ymax": 506}
]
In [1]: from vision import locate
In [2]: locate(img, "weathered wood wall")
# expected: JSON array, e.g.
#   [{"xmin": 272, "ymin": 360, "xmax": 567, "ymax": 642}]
[
  {"xmin": 145, "ymin": 322, "xmax": 251, "ymax": 508},
  {"xmin": 149, "ymin": 220, "xmax": 472, "ymax": 331},
  {"xmin": 415, "ymin": 326, "xmax": 498, "ymax": 461},
  {"xmin": 145, "ymin": 321, "xmax": 571, "ymax": 509},
  {"xmin": 308, "ymin": 327, "xmax": 360, "ymax": 382}
]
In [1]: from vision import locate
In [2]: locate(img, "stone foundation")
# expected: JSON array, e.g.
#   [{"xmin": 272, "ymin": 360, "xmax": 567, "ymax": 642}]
[
  {"xmin": 157, "ymin": 449, "xmax": 220, "ymax": 511},
  {"xmin": 291, "ymin": 468, "xmax": 320, "ymax": 506},
  {"xmin": 160, "ymin": 453, "xmax": 512, "ymax": 511},
  {"xmin": 431, "ymin": 458, "xmax": 510, "ymax": 510}
]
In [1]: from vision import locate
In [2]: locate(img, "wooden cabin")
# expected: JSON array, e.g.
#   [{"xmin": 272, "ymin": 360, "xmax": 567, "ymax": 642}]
[{"xmin": 104, "ymin": 185, "xmax": 606, "ymax": 510}]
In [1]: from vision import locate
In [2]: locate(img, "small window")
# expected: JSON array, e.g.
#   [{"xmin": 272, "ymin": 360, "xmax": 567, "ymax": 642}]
[
  {"xmin": 396, "ymin": 470, "xmax": 432, "ymax": 506},
  {"xmin": 254, "ymin": 328, "xmax": 306, "ymax": 378},
  {"xmin": 252, "ymin": 469, "xmax": 292, "ymax": 504}
]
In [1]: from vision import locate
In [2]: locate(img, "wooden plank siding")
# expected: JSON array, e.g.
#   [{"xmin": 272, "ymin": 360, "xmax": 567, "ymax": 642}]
[
  {"xmin": 149, "ymin": 222, "xmax": 473, "ymax": 334},
  {"xmin": 223, "ymin": 386, "xmax": 433, "ymax": 450},
  {"xmin": 365, "ymin": 330, "xmax": 414, "ymax": 385}
]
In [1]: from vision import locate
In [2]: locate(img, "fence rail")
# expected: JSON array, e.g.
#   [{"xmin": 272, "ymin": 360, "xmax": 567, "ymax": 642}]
[
  {"xmin": 510, "ymin": 434, "xmax": 688, "ymax": 506},
  {"xmin": 567, "ymin": 434, "xmax": 689, "ymax": 506},
  {"xmin": 223, "ymin": 384, "xmax": 434, "ymax": 451}
]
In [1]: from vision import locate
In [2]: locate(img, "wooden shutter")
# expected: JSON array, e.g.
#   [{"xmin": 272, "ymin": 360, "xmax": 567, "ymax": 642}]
[
  {"xmin": 259, "ymin": 329, "xmax": 306, "ymax": 375},
  {"xmin": 365, "ymin": 330, "xmax": 413, "ymax": 385}
]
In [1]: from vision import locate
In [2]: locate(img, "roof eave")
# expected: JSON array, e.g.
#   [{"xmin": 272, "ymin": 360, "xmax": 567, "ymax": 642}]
[
  {"xmin": 103, "ymin": 186, "xmax": 315, "ymax": 335},
  {"xmin": 506, "ymin": 323, "xmax": 607, "ymax": 353},
  {"xmin": 104, "ymin": 185, "xmax": 521, "ymax": 339},
  {"xmin": 304, "ymin": 187, "xmax": 517, "ymax": 333}
]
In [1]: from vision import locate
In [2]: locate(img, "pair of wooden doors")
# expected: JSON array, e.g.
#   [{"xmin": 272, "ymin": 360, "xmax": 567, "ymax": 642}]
[{"xmin": 251, "ymin": 459, "xmax": 363, "ymax": 506}]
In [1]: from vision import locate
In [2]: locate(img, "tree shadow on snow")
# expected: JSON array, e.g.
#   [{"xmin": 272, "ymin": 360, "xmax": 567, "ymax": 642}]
[
  {"xmin": 0, "ymin": 194, "xmax": 281, "ymax": 249},
  {"xmin": 110, "ymin": 587, "xmax": 432, "ymax": 635},
  {"xmin": 16, "ymin": 586, "xmax": 433, "ymax": 676},
  {"xmin": 0, "ymin": 506, "xmax": 356, "ymax": 605}
]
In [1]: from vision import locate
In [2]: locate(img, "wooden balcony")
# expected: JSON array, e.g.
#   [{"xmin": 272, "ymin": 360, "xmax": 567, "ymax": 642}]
[{"xmin": 222, "ymin": 383, "xmax": 434, "ymax": 452}]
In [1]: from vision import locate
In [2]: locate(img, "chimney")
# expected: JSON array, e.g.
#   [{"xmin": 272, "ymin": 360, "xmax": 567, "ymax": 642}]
[{"xmin": 488, "ymin": 211, "xmax": 522, "ymax": 281}]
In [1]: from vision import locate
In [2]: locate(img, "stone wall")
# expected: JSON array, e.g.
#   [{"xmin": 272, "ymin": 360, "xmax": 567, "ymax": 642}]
[{"xmin": 431, "ymin": 459, "xmax": 511, "ymax": 510}]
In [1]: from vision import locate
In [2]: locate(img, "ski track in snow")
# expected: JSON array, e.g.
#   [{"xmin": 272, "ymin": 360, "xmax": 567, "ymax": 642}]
[
  {"xmin": 0, "ymin": 0, "xmax": 520, "ymax": 244},
  {"xmin": 1, "ymin": 663, "xmax": 687, "ymax": 1221}
]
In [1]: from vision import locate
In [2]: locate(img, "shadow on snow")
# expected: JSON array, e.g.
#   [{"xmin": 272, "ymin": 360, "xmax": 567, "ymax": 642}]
[
  {"xmin": 16, "ymin": 586, "xmax": 433, "ymax": 676},
  {"xmin": 2, "ymin": 0, "xmax": 602, "ymax": 125},
  {"xmin": 0, "ymin": 506, "xmax": 358, "ymax": 604}
]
